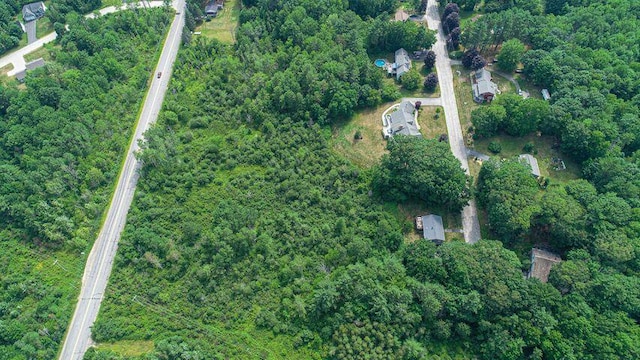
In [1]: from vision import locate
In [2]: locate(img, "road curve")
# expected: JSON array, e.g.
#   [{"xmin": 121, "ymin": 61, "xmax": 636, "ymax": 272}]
[
  {"xmin": 57, "ymin": 1, "xmax": 185, "ymax": 359},
  {"xmin": 425, "ymin": 0, "xmax": 481, "ymax": 244}
]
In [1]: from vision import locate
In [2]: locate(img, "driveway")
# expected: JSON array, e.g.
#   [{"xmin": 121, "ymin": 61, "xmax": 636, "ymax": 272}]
[
  {"xmin": 425, "ymin": 0, "xmax": 481, "ymax": 244},
  {"xmin": 402, "ymin": 97, "xmax": 442, "ymax": 106},
  {"xmin": 25, "ymin": 20, "xmax": 37, "ymax": 44}
]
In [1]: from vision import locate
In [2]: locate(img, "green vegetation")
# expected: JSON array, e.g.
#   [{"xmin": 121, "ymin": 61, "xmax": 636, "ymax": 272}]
[
  {"xmin": 374, "ymin": 136, "xmax": 470, "ymax": 212},
  {"xmin": 86, "ymin": 0, "xmax": 640, "ymax": 358},
  {"xmin": 418, "ymin": 106, "xmax": 447, "ymax": 140},
  {"xmin": 0, "ymin": 0, "xmax": 26, "ymax": 55},
  {"xmin": 0, "ymin": 8, "xmax": 171, "ymax": 358},
  {"xmin": 331, "ymin": 103, "xmax": 391, "ymax": 168}
]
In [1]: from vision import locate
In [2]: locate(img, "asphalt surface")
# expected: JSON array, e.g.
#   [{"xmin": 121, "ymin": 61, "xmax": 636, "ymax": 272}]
[
  {"xmin": 25, "ymin": 20, "xmax": 37, "ymax": 44},
  {"xmin": 0, "ymin": 1, "xmax": 166, "ymax": 77},
  {"xmin": 57, "ymin": 1, "xmax": 185, "ymax": 359},
  {"xmin": 425, "ymin": 0, "xmax": 481, "ymax": 244}
]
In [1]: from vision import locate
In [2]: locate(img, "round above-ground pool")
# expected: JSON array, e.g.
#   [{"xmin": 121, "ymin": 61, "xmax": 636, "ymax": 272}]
[{"xmin": 374, "ymin": 59, "xmax": 386, "ymax": 68}]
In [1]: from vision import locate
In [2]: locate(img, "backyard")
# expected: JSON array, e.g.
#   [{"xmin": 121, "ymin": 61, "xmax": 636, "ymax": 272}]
[
  {"xmin": 194, "ymin": 0, "xmax": 241, "ymax": 44},
  {"xmin": 331, "ymin": 102, "xmax": 392, "ymax": 168},
  {"xmin": 472, "ymin": 134, "xmax": 580, "ymax": 183}
]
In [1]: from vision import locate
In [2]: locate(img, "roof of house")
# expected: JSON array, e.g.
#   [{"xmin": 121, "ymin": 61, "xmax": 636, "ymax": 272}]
[
  {"xmin": 519, "ymin": 154, "xmax": 541, "ymax": 177},
  {"xmin": 394, "ymin": 48, "xmax": 411, "ymax": 79},
  {"xmin": 472, "ymin": 68, "xmax": 498, "ymax": 98},
  {"xmin": 15, "ymin": 58, "xmax": 46, "ymax": 82},
  {"xmin": 26, "ymin": 58, "xmax": 45, "ymax": 71},
  {"xmin": 528, "ymin": 248, "xmax": 561, "ymax": 283},
  {"xmin": 22, "ymin": 2, "xmax": 46, "ymax": 22},
  {"xmin": 205, "ymin": 1, "xmax": 219, "ymax": 14},
  {"xmin": 387, "ymin": 100, "xmax": 420, "ymax": 137},
  {"xmin": 422, "ymin": 214, "xmax": 445, "ymax": 242},
  {"xmin": 394, "ymin": 9, "xmax": 409, "ymax": 22}
]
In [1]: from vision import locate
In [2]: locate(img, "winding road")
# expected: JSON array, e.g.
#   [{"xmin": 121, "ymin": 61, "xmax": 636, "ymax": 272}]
[
  {"xmin": 57, "ymin": 1, "xmax": 185, "ymax": 359},
  {"xmin": 425, "ymin": 0, "xmax": 481, "ymax": 243}
]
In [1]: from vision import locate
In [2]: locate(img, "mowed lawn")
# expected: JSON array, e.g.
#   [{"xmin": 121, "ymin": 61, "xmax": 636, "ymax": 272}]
[
  {"xmin": 195, "ymin": 0, "xmax": 241, "ymax": 44},
  {"xmin": 331, "ymin": 102, "xmax": 392, "ymax": 168},
  {"xmin": 418, "ymin": 106, "xmax": 447, "ymax": 140}
]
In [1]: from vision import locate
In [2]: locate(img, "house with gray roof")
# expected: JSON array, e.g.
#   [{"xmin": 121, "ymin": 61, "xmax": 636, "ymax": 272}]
[
  {"xmin": 420, "ymin": 214, "xmax": 445, "ymax": 245},
  {"xmin": 388, "ymin": 48, "xmax": 412, "ymax": 80},
  {"xmin": 472, "ymin": 68, "xmax": 498, "ymax": 103},
  {"xmin": 383, "ymin": 100, "xmax": 420, "ymax": 138},
  {"xmin": 205, "ymin": 0, "xmax": 223, "ymax": 17},
  {"xmin": 519, "ymin": 154, "xmax": 541, "ymax": 178},
  {"xmin": 15, "ymin": 58, "xmax": 46, "ymax": 82},
  {"xmin": 22, "ymin": 2, "xmax": 46, "ymax": 22}
]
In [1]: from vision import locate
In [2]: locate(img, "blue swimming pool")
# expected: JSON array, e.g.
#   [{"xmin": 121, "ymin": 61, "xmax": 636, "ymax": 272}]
[{"xmin": 374, "ymin": 59, "xmax": 386, "ymax": 68}]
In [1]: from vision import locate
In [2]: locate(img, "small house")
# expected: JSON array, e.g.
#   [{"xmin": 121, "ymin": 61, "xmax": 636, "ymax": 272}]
[
  {"xmin": 388, "ymin": 48, "xmax": 412, "ymax": 80},
  {"xmin": 205, "ymin": 0, "xmax": 220, "ymax": 17},
  {"xmin": 527, "ymin": 248, "xmax": 561, "ymax": 283},
  {"xmin": 420, "ymin": 214, "xmax": 445, "ymax": 245},
  {"xmin": 384, "ymin": 100, "xmax": 420, "ymax": 139},
  {"xmin": 519, "ymin": 154, "xmax": 541, "ymax": 178},
  {"xmin": 541, "ymin": 89, "xmax": 551, "ymax": 101},
  {"xmin": 15, "ymin": 58, "xmax": 46, "ymax": 82},
  {"xmin": 471, "ymin": 68, "xmax": 498, "ymax": 103},
  {"xmin": 22, "ymin": 2, "xmax": 46, "ymax": 22},
  {"xmin": 394, "ymin": 9, "xmax": 409, "ymax": 22}
]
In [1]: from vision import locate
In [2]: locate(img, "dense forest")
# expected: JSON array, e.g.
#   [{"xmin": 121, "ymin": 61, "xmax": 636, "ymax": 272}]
[
  {"xmin": 87, "ymin": 0, "xmax": 640, "ymax": 360},
  {"xmin": 0, "ymin": 8, "xmax": 171, "ymax": 359}
]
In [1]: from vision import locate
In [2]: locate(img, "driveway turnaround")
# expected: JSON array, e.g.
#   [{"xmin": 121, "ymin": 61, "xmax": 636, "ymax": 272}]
[
  {"xmin": 57, "ymin": 1, "xmax": 185, "ymax": 359},
  {"xmin": 425, "ymin": 0, "xmax": 481, "ymax": 244}
]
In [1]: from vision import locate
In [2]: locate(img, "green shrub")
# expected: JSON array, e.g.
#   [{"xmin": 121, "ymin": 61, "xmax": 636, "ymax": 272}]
[{"xmin": 488, "ymin": 141, "xmax": 502, "ymax": 154}]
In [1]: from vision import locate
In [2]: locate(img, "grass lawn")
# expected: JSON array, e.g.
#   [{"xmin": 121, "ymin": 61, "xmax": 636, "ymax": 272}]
[
  {"xmin": 0, "ymin": 64, "xmax": 13, "ymax": 78},
  {"xmin": 452, "ymin": 65, "xmax": 480, "ymax": 138},
  {"xmin": 195, "ymin": 0, "xmax": 241, "ymax": 44},
  {"xmin": 473, "ymin": 134, "xmax": 581, "ymax": 183},
  {"xmin": 24, "ymin": 44, "xmax": 56, "ymax": 62},
  {"xmin": 418, "ymin": 106, "xmax": 447, "ymax": 140},
  {"xmin": 96, "ymin": 340, "xmax": 154, "ymax": 357},
  {"xmin": 330, "ymin": 103, "xmax": 392, "ymax": 168},
  {"xmin": 101, "ymin": 0, "xmax": 125, "ymax": 6},
  {"xmin": 36, "ymin": 16, "xmax": 53, "ymax": 38}
]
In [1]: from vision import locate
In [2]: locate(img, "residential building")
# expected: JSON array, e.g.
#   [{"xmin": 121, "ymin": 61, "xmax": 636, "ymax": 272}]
[
  {"xmin": 471, "ymin": 68, "xmax": 498, "ymax": 103},
  {"xmin": 383, "ymin": 100, "xmax": 420, "ymax": 138},
  {"xmin": 22, "ymin": 2, "xmax": 46, "ymax": 22},
  {"xmin": 388, "ymin": 48, "xmax": 412, "ymax": 80}
]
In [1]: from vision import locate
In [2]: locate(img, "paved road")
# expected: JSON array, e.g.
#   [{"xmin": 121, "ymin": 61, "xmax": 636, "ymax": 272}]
[
  {"xmin": 0, "ymin": 1, "xmax": 167, "ymax": 77},
  {"xmin": 425, "ymin": 0, "xmax": 481, "ymax": 244},
  {"xmin": 57, "ymin": 2, "xmax": 185, "ymax": 359}
]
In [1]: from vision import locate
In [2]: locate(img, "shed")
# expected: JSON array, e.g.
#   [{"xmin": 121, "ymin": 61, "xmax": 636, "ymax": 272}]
[
  {"xmin": 528, "ymin": 248, "xmax": 561, "ymax": 283},
  {"xmin": 541, "ymin": 89, "xmax": 551, "ymax": 101},
  {"xmin": 422, "ymin": 215, "xmax": 445, "ymax": 244},
  {"xmin": 519, "ymin": 154, "xmax": 541, "ymax": 178},
  {"xmin": 394, "ymin": 9, "xmax": 409, "ymax": 22},
  {"xmin": 22, "ymin": 2, "xmax": 46, "ymax": 22},
  {"xmin": 472, "ymin": 68, "xmax": 498, "ymax": 103}
]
